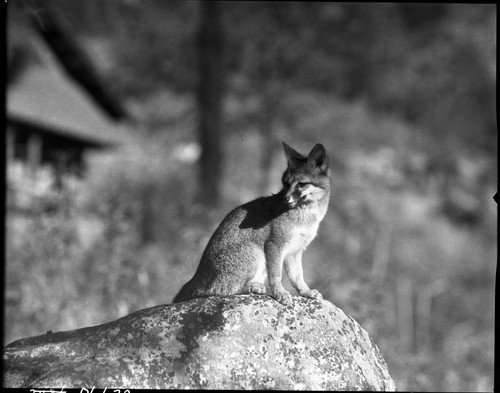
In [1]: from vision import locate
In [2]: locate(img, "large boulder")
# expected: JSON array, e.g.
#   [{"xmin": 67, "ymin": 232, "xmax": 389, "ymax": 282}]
[{"xmin": 3, "ymin": 295, "xmax": 396, "ymax": 390}]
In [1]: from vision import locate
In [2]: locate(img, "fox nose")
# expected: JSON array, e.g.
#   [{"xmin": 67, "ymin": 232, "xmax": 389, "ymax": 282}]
[{"xmin": 285, "ymin": 194, "xmax": 295, "ymax": 205}]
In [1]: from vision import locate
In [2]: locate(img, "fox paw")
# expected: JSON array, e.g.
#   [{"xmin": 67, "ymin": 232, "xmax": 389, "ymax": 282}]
[
  {"xmin": 300, "ymin": 289, "xmax": 323, "ymax": 300},
  {"xmin": 273, "ymin": 290, "xmax": 293, "ymax": 305},
  {"xmin": 248, "ymin": 282, "xmax": 266, "ymax": 295}
]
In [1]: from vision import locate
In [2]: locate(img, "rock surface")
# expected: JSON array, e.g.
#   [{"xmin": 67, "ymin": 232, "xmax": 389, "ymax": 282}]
[{"xmin": 3, "ymin": 295, "xmax": 396, "ymax": 390}]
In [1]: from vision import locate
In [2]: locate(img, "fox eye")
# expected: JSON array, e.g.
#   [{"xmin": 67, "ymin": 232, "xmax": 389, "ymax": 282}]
[{"xmin": 297, "ymin": 182, "xmax": 308, "ymax": 188}]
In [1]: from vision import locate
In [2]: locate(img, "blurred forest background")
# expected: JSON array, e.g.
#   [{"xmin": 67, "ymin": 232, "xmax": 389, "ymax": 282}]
[{"xmin": 5, "ymin": 1, "xmax": 496, "ymax": 391}]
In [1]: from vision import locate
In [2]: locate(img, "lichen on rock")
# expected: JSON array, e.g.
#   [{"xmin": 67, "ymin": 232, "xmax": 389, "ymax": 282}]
[{"xmin": 3, "ymin": 295, "xmax": 396, "ymax": 390}]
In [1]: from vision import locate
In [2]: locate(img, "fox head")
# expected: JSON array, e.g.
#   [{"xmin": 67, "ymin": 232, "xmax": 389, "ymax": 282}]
[{"xmin": 281, "ymin": 142, "xmax": 330, "ymax": 208}]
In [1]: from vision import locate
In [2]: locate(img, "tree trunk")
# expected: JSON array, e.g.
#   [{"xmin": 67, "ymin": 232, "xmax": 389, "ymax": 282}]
[{"xmin": 197, "ymin": 0, "xmax": 225, "ymax": 207}]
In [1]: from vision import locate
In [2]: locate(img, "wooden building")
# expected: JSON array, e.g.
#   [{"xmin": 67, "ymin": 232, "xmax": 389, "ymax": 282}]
[{"xmin": 7, "ymin": 6, "xmax": 131, "ymax": 208}]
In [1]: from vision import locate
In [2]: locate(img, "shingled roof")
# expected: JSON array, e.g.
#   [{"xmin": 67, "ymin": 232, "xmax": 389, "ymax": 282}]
[
  {"xmin": 30, "ymin": 3, "xmax": 128, "ymax": 121},
  {"xmin": 8, "ymin": 61, "xmax": 128, "ymax": 147},
  {"xmin": 7, "ymin": 5, "xmax": 130, "ymax": 147}
]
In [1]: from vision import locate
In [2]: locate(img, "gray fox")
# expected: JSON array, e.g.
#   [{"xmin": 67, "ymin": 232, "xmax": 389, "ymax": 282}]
[{"xmin": 173, "ymin": 142, "xmax": 330, "ymax": 305}]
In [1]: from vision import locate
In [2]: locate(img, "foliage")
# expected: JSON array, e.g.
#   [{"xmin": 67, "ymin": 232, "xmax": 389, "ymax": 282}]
[
  {"xmin": 6, "ymin": 143, "xmax": 209, "ymax": 340},
  {"xmin": 27, "ymin": 2, "xmax": 494, "ymax": 156}
]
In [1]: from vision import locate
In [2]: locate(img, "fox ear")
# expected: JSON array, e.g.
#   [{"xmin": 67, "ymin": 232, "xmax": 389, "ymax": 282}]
[
  {"xmin": 307, "ymin": 143, "xmax": 328, "ymax": 173},
  {"xmin": 282, "ymin": 142, "xmax": 304, "ymax": 165}
]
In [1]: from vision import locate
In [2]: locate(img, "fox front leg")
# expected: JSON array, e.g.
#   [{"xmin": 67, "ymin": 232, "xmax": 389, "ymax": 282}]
[
  {"xmin": 284, "ymin": 251, "xmax": 323, "ymax": 301},
  {"xmin": 265, "ymin": 242, "xmax": 293, "ymax": 305}
]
